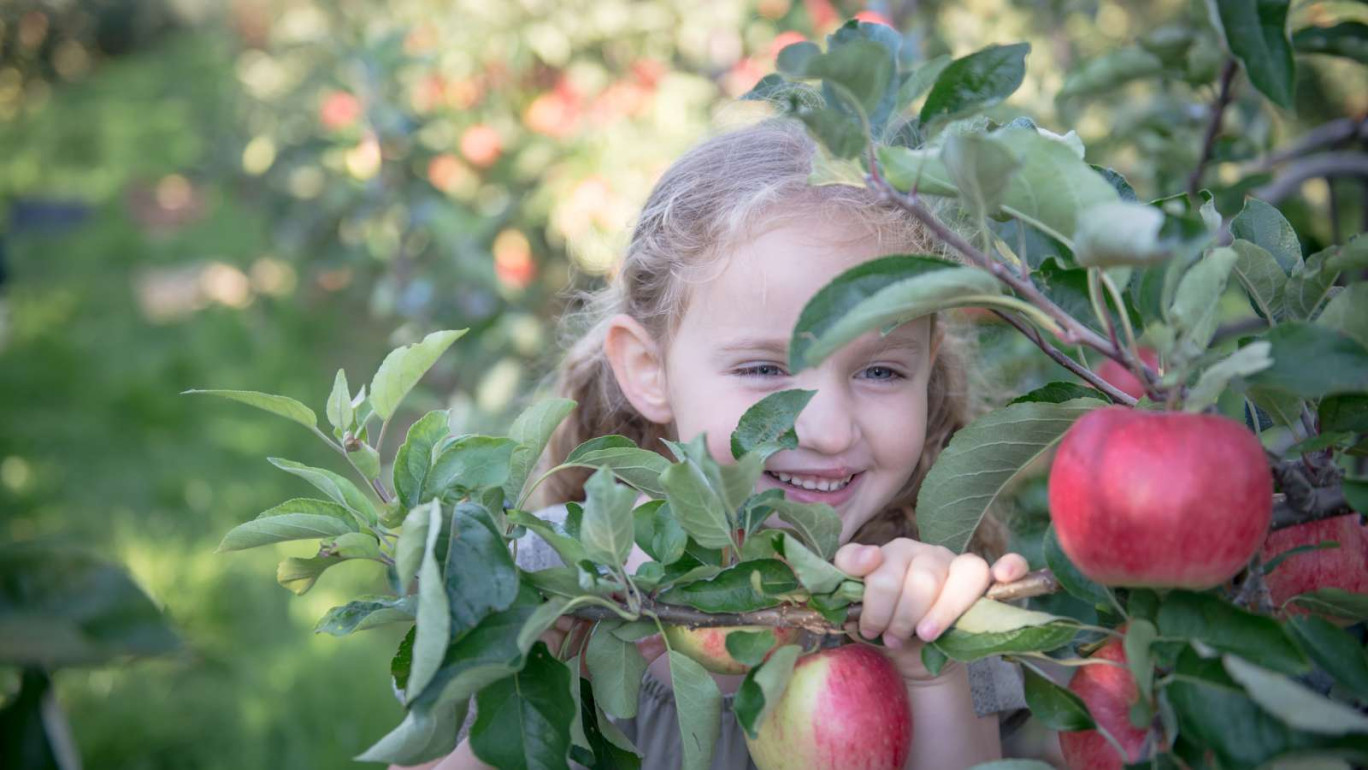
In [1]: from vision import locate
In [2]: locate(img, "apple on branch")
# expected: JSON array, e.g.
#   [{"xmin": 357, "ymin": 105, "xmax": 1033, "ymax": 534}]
[
  {"xmin": 1060, "ymin": 637, "xmax": 1149, "ymax": 770},
  {"xmin": 662, "ymin": 624, "xmax": 800, "ymax": 675},
  {"xmin": 1095, "ymin": 347, "xmax": 1160, "ymax": 401},
  {"xmin": 1259, "ymin": 514, "xmax": 1368, "ymax": 616},
  {"xmin": 746, "ymin": 644, "xmax": 911, "ymax": 770},
  {"xmin": 1049, "ymin": 406, "xmax": 1273, "ymax": 588}
]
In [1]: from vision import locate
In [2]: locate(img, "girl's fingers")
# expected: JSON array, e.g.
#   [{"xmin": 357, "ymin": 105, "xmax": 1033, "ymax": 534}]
[
  {"xmin": 881, "ymin": 559, "xmax": 949, "ymax": 647},
  {"xmin": 833, "ymin": 543, "xmax": 884, "ymax": 576},
  {"xmin": 916, "ymin": 554, "xmax": 991, "ymax": 642},
  {"xmin": 855, "ymin": 545, "xmax": 915, "ymax": 640},
  {"xmin": 990, "ymin": 553, "xmax": 1030, "ymax": 584}
]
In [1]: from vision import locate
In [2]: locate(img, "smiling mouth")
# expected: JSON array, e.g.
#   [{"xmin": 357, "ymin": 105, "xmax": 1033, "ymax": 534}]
[{"xmin": 764, "ymin": 471, "xmax": 859, "ymax": 493}]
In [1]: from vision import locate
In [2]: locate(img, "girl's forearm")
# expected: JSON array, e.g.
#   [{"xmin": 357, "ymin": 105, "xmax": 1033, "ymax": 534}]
[{"xmin": 903, "ymin": 663, "xmax": 1003, "ymax": 770}]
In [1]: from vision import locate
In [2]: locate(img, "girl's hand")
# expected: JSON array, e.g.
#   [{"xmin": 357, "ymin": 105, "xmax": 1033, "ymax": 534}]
[{"xmin": 833, "ymin": 539, "xmax": 1029, "ymax": 681}]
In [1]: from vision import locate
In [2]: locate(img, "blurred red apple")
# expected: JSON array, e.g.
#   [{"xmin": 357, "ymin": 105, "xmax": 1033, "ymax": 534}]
[
  {"xmin": 1096, "ymin": 348, "xmax": 1160, "ymax": 400},
  {"xmin": 460, "ymin": 125, "xmax": 502, "ymax": 168},
  {"xmin": 662, "ymin": 625, "xmax": 800, "ymax": 675},
  {"xmin": 1050, "ymin": 406, "xmax": 1272, "ymax": 588},
  {"xmin": 319, "ymin": 90, "xmax": 361, "ymax": 131},
  {"xmin": 1259, "ymin": 514, "xmax": 1368, "ymax": 615},
  {"xmin": 1060, "ymin": 638, "xmax": 1149, "ymax": 770}
]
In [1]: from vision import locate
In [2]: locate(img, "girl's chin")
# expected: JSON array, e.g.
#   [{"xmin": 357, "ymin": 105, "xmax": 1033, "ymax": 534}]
[{"xmin": 756, "ymin": 470, "xmax": 865, "ymax": 507}]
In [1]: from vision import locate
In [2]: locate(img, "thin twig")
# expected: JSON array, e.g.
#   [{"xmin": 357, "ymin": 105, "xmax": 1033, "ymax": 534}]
[
  {"xmin": 1253, "ymin": 152, "xmax": 1368, "ymax": 204},
  {"xmin": 991, "ymin": 309, "xmax": 1138, "ymax": 406},
  {"xmin": 1187, "ymin": 59, "xmax": 1238, "ymax": 202},
  {"xmin": 1243, "ymin": 116, "xmax": 1368, "ymax": 174}
]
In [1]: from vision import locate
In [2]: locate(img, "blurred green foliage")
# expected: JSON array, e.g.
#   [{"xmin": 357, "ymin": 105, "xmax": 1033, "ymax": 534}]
[{"xmin": 1, "ymin": 0, "xmax": 1364, "ymax": 766}]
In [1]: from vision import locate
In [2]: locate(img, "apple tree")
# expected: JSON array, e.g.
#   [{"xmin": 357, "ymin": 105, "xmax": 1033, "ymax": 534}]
[{"xmin": 192, "ymin": 6, "xmax": 1368, "ymax": 770}]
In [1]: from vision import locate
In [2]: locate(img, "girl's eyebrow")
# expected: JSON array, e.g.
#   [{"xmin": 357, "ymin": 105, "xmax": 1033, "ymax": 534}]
[{"xmin": 715, "ymin": 334, "xmax": 923, "ymax": 355}]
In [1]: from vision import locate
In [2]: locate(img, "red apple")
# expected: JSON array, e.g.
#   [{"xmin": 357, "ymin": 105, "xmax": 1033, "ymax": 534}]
[
  {"xmin": 1096, "ymin": 348, "xmax": 1160, "ymax": 400},
  {"xmin": 1049, "ymin": 406, "xmax": 1272, "ymax": 588},
  {"xmin": 662, "ymin": 624, "xmax": 800, "ymax": 675},
  {"xmin": 1259, "ymin": 514, "xmax": 1368, "ymax": 614},
  {"xmin": 1060, "ymin": 638, "xmax": 1149, "ymax": 770},
  {"xmin": 746, "ymin": 644, "xmax": 910, "ymax": 770}
]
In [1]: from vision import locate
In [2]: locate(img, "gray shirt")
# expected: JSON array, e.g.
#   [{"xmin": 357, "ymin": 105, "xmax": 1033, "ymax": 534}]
[{"xmin": 507, "ymin": 505, "xmax": 1027, "ymax": 769}]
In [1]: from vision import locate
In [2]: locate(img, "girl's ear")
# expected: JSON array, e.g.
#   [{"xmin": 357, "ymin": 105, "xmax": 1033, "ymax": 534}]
[{"xmin": 603, "ymin": 314, "xmax": 674, "ymax": 425}]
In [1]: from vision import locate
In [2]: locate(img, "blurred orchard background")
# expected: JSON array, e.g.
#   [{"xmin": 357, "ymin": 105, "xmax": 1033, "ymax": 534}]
[{"xmin": 0, "ymin": 0, "xmax": 1363, "ymax": 767}]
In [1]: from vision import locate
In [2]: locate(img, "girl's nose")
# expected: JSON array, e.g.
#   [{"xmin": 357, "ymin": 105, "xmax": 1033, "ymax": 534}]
[{"xmin": 794, "ymin": 385, "xmax": 860, "ymax": 456}]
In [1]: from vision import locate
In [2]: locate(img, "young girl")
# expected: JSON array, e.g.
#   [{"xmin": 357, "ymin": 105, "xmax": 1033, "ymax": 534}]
[{"xmin": 409, "ymin": 117, "xmax": 1030, "ymax": 770}]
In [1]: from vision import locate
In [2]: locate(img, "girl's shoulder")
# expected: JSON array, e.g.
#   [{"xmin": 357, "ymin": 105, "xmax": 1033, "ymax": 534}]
[{"xmin": 514, "ymin": 503, "xmax": 571, "ymax": 572}]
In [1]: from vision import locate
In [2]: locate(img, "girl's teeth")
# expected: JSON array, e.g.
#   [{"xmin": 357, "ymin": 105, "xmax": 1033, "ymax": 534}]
[{"xmin": 773, "ymin": 472, "xmax": 853, "ymax": 492}]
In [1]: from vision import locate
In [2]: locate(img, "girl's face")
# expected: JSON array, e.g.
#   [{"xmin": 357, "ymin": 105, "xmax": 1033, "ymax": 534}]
[{"xmin": 613, "ymin": 217, "xmax": 937, "ymax": 543}]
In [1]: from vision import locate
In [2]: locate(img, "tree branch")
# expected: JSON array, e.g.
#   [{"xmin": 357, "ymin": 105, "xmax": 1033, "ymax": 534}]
[
  {"xmin": 1253, "ymin": 152, "xmax": 1368, "ymax": 205},
  {"xmin": 991, "ymin": 309, "xmax": 1137, "ymax": 406},
  {"xmin": 1244, "ymin": 116, "xmax": 1368, "ymax": 174},
  {"xmin": 1187, "ymin": 59, "xmax": 1238, "ymax": 201}
]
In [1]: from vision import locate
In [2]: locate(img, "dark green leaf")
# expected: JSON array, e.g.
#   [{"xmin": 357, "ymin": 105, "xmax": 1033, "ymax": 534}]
[
  {"xmin": 1285, "ymin": 247, "xmax": 1344, "ymax": 320},
  {"xmin": 409, "ymin": 503, "xmax": 451, "ymax": 703},
  {"xmin": 632, "ymin": 501, "xmax": 687, "ymax": 566},
  {"xmin": 668, "ymin": 651, "xmax": 722, "ymax": 770},
  {"xmin": 315, "ymin": 595, "xmax": 416, "ymax": 636},
  {"xmin": 733, "ymin": 644, "xmax": 800, "ymax": 738},
  {"xmin": 580, "ymin": 468, "xmax": 639, "ymax": 568},
  {"xmin": 1022, "ymin": 665, "xmax": 1094, "ymax": 731},
  {"xmin": 182, "ymin": 388, "xmax": 317, "ymax": 430},
  {"xmin": 730, "ymin": 389, "xmax": 816, "ymax": 459},
  {"xmin": 1293, "ymin": 22, "xmax": 1368, "ymax": 65},
  {"xmin": 661, "ymin": 460, "xmax": 734, "ymax": 550},
  {"xmin": 776, "ymin": 533, "xmax": 846, "ymax": 594},
  {"xmin": 395, "ymin": 411, "xmax": 451, "ymax": 511},
  {"xmin": 779, "ymin": 40, "xmax": 894, "ymax": 117},
  {"xmin": 217, "ymin": 498, "xmax": 357, "ymax": 552},
  {"xmin": 410, "ymin": 588, "xmax": 545, "ymax": 709},
  {"xmin": 1223, "ymin": 654, "xmax": 1368, "ymax": 734},
  {"xmin": 1320, "ymin": 395, "xmax": 1368, "ymax": 433},
  {"xmin": 1125, "ymin": 619, "xmax": 1158, "ymax": 703},
  {"xmin": 1287, "ymin": 589, "xmax": 1368, "ymax": 622},
  {"xmin": 369, "ymin": 329, "xmax": 466, "ymax": 421},
  {"xmin": 724, "ymin": 630, "xmax": 779, "ymax": 669},
  {"xmin": 768, "ymin": 499, "xmax": 841, "ymax": 561},
  {"xmin": 1058, "ymin": 47, "xmax": 1165, "ymax": 99},
  {"xmin": 1231, "ymin": 239, "xmax": 1288, "ymax": 321},
  {"xmin": 895, "ymin": 54, "xmax": 951, "ymax": 113},
  {"xmin": 918, "ymin": 399, "xmax": 1102, "ymax": 553},
  {"xmin": 0, "ymin": 542, "xmax": 180, "ymax": 666},
  {"xmin": 920, "ymin": 43, "xmax": 1031, "ymax": 125},
  {"xmin": 565, "ymin": 438, "xmax": 671, "ymax": 499},
  {"xmin": 1248, "ymin": 323, "xmax": 1368, "ymax": 399},
  {"xmin": 426, "ymin": 436, "xmax": 517, "ymax": 498},
  {"xmin": 1287, "ymin": 616, "xmax": 1368, "ymax": 702},
  {"xmin": 1008, "ymin": 382, "xmax": 1105, "ymax": 406},
  {"xmin": 1318, "ymin": 284, "xmax": 1368, "ymax": 350},
  {"xmin": 657, "ymin": 559, "xmax": 799, "ymax": 613},
  {"xmin": 1210, "ymin": 0, "xmax": 1296, "ymax": 108},
  {"xmin": 921, "ymin": 643, "xmax": 951, "ymax": 677},
  {"xmin": 942, "ymin": 131, "xmax": 1020, "ymax": 219},
  {"xmin": 1043, "ymin": 525, "xmax": 1113, "ymax": 611},
  {"xmin": 1230, "ymin": 198, "xmax": 1302, "ymax": 273},
  {"xmin": 792, "ymin": 103, "xmax": 868, "ymax": 159},
  {"xmin": 1156, "ymin": 590, "xmax": 1308, "ymax": 675},
  {"xmin": 470, "ymin": 643, "xmax": 575, "ymax": 770},
  {"xmin": 446, "ymin": 503, "xmax": 520, "ymax": 633},
  {"xmin": 354, "ymin": 698, "xmax": 467, "ymax": 766}
]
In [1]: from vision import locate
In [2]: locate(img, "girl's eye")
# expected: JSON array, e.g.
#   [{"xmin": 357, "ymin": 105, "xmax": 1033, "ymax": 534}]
[
  {"xmin": 859, "ymin": 365, "xmax": 904, "ymax": 381},
  {"xmin": 736, "ymin": 364, "xmax": 786, "ymax": 377}
]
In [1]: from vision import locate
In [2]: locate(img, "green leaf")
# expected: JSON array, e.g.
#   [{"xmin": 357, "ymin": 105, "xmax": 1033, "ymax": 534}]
[
  {"xmin": 942, "ymin": 132, "xmax": 1020, "ymax": 220},
  {"xmin": 722, "ymin": 630, "xmax": 777, "ymax": 669},
  {"xmin": 514, "ymin": 598, "xmax": 571, "ymax": 658},
  {"xmin": 657, "ymin": 559, "xmax": 799, "ymax": 613},
  {"xmin": 394, "ymin": 411, "xmax": 451, "ymax": 511},
  {"xmin": 267, "ymin": 457, "xmax": 378, "ymax": 524},
  {"xmin": 1287, "ymin": 589, "xmax": 1368, "ymax": 621},
  {"xmin": 1320, "ymin": 395, "xmax": 1368, "ymax": 433},
  {"xmin": 1058, "ymin": 47, "xmax": 1166, "ymax": 99},
  {"xmin": 1007, "ymin": 382, "xmax": 1103, "ymax": 406},
  {"xmin": 777, "ymin": 532, "xmax": 846, "ymax": 594},
  {"xmin": 1287, "ymin": 616, "xmax": 1368, "ymax": 702},
  {"xmin": 918, "ymin": 398, "xmax": 1102, "ymax": 552},
  {"xmin": 920, "ymin": 43, "xmax": 1031, "ymax": 125},
  {"xmin": 504, "ymin": 398, "xmax": 576, "ymax": 502},
  {"xmin": 315, "ymin": 595, "xmax": 416, "ymax": 636},
  {"xmin": 1230, "ymin": 198, "xmax": 1302, "ymax": 273},
  {"xmin": 768, "ymin": 499, "xmax": 841, "ymax": 561},
  {"xmin": 276, "ymin": 552, "xmax": 342, "ymax": 595},
  {"xmin": 789, "ymin": 256, "xmax": 1003, "ymax": 371},
  {"xmin": 565, "ymin": 438, "xmax": 671, "ymax": 499},
  {"xmin": 408, "ymin": 502, "xmax": 451, "ymax": 704},
  {"xmin": 1248, "ymin": 323, "xmax": 1368, "ymax": 399},
  {"xmin": 730, "ymin": 389, "xmax": 816, "ymax": 459},
  {"xmin": 0, "ymin": 542, "xmax": 180, "ymax": 666},
  {"xmin": 1294, "ymin": 22, "xmax": 1368, "ymax": 65},
  {"xmin": 445, "ymin": 503, "xmax": 520, "ymax": 633},
  {"xmin": 326, "ymin": 369, "xmax": 353, "ymax": 433},
  {"xmin": 1186, "ymin": 341, "xmax": 1274, "ymax": 413},
  {"xmin": 426, "ymin": 435, "xmax": 517, "ymax": 498},
  {"xmin": 586, "ymin": 623, "xmax": 648, "ymax": 720},
  {"xmin": 1231, "ymin": 239, "xmax": 1288, "ymax": 321},
  {"xmin": 1169, "ymin": 246, "xmax": 1238, "ymax": 361},
  {"xmin": 470, "ymin": 643, "xmax": 575, "ymax": 770},
  {"xmin": 1074, "ymin": 201, "xmax": 1180, "ymax": 268},
  {"xmin": 369, "ymin": 329, "xmax": 467, "ymax": 421},
  {"xmin": 353, "ymin": 698, "xmax": 466, "ymax": 766},
  {"xmin": 930, "ymin": 599, "xmax": 1079, "ymax": 661},
  {"xmin": 1156, "ymin": 590, "xmax": 1308, "ymax": 675},
  {"xmin": 217, "ymin": 498, "xmax": 357, "ymax": 552},
  {"xmin": 779, "ymin": 39, "xmax": 894, "ymax": 117},
  {"xmin": 667, "ymin": 651, "xmax": 722, "ymax": 770},
  {"xmin": 183, "ymin": 388, "xmax": 317, "ymax": 430},
  {"xmin": 631, "ymin": 501, "xmax": 687, "ymax": 565},
  {"xmin": 1210, "ymin": 0, "xmax": 1296, "ymax": 108},
  {"xmin": 395, "ymin": 504, "xmax": 435, "ymax": 591},
  {"xmin": 707, "ymin": 453, "xmax": 766, "ymax": 513},
  {"xmin": 411, "ymin": 590, "xmax": 544, "ymax": 710},
  {"xmin": 1317, "ymin": 284, "xmax": 1368, "ymax": 350},
  {"xmin": 734, "ymin": 644, "xmax": 801, "ymax": 738},
  {"xmin": 1022, "ymin": 665, "xmax": 1094, "ymax": 731},
  {"xmin": 509, "ymin": 509, "xmax": 590, "ymax": 567},
  {"xmin": 1285, "ymin": 248, "xmax": 1344, "ymax": 321},
  {"xmin": 1224, "ymin": 655, "xmax": 1368, "ymax": 735},
  {"xmin": 581, "ymin": 468, "xmax": 639, "ymax": 568},
  {"xmin": 1043, "ymin": 524, "xmax": 1112, "ymax": 611},
  {"xmin": 661, "ymin": 460, "xmax": 734, "ymax": 550},
  {"xmin": 1124, "ymin": 619, "xmax": 1158, "ymax": 703},
  {"xmin": 992, "ymin": 123, "xmax": 1121, "ymax": 241},
  {"xmin": 792, "ymin": 101, "xmax": 868, "ymax": 159},
  {"xmin": 895, "ymin": 54, "xmax": 951, "ymax": 113},
  {"xmin": 1166, "ymin": 647, "xmax": 1304, "ymax": 770}
]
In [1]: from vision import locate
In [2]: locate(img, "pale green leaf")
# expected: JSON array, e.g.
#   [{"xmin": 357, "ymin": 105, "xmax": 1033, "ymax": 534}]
[
  {"xmin": 668, "ymin": 651, "xmax": 722, "ymax": 770},
  {"xmin": 581, "ymin": 468, "xmax": 639, "ymax": 567},
  {"xmin": 661, "ymin": 460, "xmax": 734, "ymax": 550},
  {"xmin": 326, "ymin": 369, "xmax": 352, "ymax": 433},
  {"xmin": 503, "ymin": 398, "xmax": 576, "ymax": 501},
  {"xmin": 217, "ymin": 498, "xmax": 357, "ymax": 552},
  {"xmin": 587, "ymin": 622, "xmax": 648, "ymax": 719},
  {"xmin": 1223, "ymin": 655, "xmax": 1368, "ymax": 735},
  {"xmin": 184, "ymin": 389, "xmax": 317, "ymax": 430},
  {"xmin": 370, "ymin": 329, "xmax": 467, "ymax": 421},
  {"xmin": 267, "ymin": 457, "xmax": 378, "ymax": 524},
  {"xmin": 407, "ymin": 501, "xmax": 450, "ymax": 704}
]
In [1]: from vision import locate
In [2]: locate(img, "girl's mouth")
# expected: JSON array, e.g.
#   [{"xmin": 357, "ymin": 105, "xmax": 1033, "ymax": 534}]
[{"xmin": 761, "ymin": 470, "xmax": 863, "ymax": 505}]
